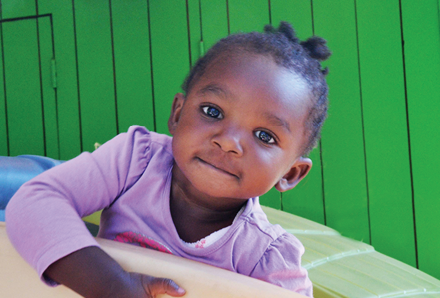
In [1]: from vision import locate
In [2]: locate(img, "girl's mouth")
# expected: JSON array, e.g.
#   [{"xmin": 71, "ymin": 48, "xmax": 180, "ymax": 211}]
[{"xmin": 195, "ymin": 157, "xmax": 239, "ymax": 179}]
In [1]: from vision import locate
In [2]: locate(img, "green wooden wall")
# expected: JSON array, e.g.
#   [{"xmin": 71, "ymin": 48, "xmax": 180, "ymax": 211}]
[{"xmin": 1, "ymin": 0, "xmax": 440, "ymax": 280}]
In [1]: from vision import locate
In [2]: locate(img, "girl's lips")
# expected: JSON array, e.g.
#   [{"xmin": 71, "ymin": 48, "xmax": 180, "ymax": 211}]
[{"xmin": 196, "ymin": 157, "xmax": 239, "ymax": 179}]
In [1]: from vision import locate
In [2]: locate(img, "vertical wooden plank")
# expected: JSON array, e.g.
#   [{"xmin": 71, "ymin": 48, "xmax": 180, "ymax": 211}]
[
  {"xmin": 271, "ymin": 0, "xmax": 325, "ymax": 225},
  {"xmin": 149, "ymin": 0, "xmax": 190, "ymax": 134},
  {"xmin": 0, "ymin": 25, "xmax": 7, "ymax": 156},
  {"xmin": 38, "ymin": 16, "xmax": 59, "ymax": 159},
  {"xmin": 3, "ymin": 19, "xmax": 45, "ymax": 156},
  {"xmin": 227, "ymin": 0, "xmax": 279, "ymax": 209},
  {"xmin": 270, "ymin": 0, "xmax": 313, "ymax": 39},
  {"xmin": 2, "ymin": 0, "xmax": 39, "ymax": 157},
  {"xmin": 356, "ymin": 0, "xmax": 415, "ymax": 267},
  {"xmin": 228, "ymin": 0, "xmax": 269, "ymax": 33},
  {"xmin": 74, "ymin": 0, "xmax": 117, "ymax": 152},
  {"xmin": 187, "ymin": 0, "xmax": 202, "ymax": 65},
  {"xmin": 402, "ymin": 0, "xmax": 440, "ymax": 278},
  {"xmin": 1, "ymin": 0, "xmax": 36, "ymax": 19},
  {"xmin": 259, "ymin": 187, "xmax": 281, "ymax": 210},
  {"xmin": 110, "ymin": 0, "xmax": 154, "ymax": 133},
  {"xmin": 200, "ymin": 0, "xmax": 228, "ymax": 51},
  {"xmin": 313, "ymin": 0, "xmax": 370, "ymax": 242},
  {"xmin": 38, "ymin": 0, "xmax": 82, "ymax": 160}
]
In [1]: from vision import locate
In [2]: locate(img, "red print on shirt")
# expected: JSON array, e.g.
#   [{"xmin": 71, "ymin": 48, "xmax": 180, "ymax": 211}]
[{"xmin": 114, "ymin": 231, "xmax": 173, "ymax": 254}]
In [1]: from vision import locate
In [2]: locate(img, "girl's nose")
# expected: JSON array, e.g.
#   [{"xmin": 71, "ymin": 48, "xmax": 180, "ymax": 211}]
[{"xmin": 211, "ymin": 128, "xmax": 244, "ymax": 156}]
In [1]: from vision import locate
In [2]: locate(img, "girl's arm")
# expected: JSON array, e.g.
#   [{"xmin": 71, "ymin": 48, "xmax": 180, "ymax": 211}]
[
  {"xmin": 45, "ymin": 246, "xmax": 185, "ymax": 298},
  {"xmin": 6, "ymin": 126, "xmax": 183, "ymax": 297}
]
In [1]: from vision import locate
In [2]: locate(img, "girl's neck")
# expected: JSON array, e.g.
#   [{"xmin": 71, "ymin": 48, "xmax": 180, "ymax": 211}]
[{"xmin": 170, "ymin": 164, "xmax": 247, "ymax": 243}]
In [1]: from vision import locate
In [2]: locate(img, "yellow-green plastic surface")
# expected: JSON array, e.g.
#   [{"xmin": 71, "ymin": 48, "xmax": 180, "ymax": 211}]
[{"xmin": 263, "ymin": 206, "xmax": 440, "ymax": 298}]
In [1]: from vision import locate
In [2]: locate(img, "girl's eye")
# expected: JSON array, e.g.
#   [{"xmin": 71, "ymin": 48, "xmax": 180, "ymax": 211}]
[
  {"xmin": 202, "ymin": 106, "xmax": 223, "ymax": 119},
  {"xmin": 255, "ymin": 131, "xmax": 275, "ymax": 144}
]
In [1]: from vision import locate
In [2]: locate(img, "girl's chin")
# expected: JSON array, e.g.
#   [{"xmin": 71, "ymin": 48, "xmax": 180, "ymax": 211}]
[{"xmin": 190, "ymin": 180, "xmax": 256, "ymax": 202}]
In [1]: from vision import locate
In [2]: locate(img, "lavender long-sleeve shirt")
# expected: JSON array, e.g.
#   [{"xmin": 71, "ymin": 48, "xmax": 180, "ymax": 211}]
[{"xmin": 6, "ymin": 126, "xmax": 312, "ymax": 297}]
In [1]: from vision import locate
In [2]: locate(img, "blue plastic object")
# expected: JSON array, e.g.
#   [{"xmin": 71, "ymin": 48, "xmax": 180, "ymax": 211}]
[{"xmin": 0, "ymin": 155, "xmax": 63, "ymax": 221}]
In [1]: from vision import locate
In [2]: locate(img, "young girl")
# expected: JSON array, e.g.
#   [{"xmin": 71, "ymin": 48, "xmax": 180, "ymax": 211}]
[{"xmin": 6, "ymin": 22, "xmax": 330, "ymax": 298}]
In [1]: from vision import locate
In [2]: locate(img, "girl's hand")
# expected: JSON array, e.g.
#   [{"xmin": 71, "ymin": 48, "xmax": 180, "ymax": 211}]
[{"xmin": 45, "ymin": 246, "xmax": 186, "ymax": 298}]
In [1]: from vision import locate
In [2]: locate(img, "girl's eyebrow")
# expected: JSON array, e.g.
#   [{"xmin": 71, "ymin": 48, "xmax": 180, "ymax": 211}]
[
  {"xmin": 197, "ymin": 83, "xmax": 231, "ymax": 99},
  {"xmin": 264, "ymin": 112, "xmax": 291, "ymax": 133}
]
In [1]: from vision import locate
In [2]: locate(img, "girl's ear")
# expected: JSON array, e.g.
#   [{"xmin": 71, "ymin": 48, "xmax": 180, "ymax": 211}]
[
  {"xmin": 275, "ymin": 157, "xmax": 312, "ymax": 192},
  {"xmin": 168, "ymin": 93, "xmax": 185, "ymax": 135}
]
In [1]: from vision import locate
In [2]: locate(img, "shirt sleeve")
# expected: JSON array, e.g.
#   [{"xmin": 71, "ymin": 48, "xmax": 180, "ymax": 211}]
[
  {"xmin": 249, "ymin": 233, "xmax": 313, "ymax": 297},
  {"xmin": 5, "ymin": 125, "xmax": 152, "ymax": 285}
]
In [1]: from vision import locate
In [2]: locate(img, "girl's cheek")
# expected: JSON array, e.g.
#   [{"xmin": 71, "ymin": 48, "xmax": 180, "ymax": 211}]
[{"xmin": 254, "ymin": 147, "xmax": 278, "ymax": 164}]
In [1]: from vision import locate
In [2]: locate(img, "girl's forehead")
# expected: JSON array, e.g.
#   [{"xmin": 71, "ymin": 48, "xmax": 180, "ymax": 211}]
[
  {"xmin": 205, "ymin": 53, "xmax": 306, "ymax": 90},
  {"xmin": 194, "ymin": 53, "xmax": 311, "ymax": 114}
]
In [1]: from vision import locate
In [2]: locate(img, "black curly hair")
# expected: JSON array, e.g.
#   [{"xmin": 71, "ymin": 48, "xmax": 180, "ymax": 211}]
[{"xmin": 182, "ymin": 21, "xmax": 331, "ymax": 156}]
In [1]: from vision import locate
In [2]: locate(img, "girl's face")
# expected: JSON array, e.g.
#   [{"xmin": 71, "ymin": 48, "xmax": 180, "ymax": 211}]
[{"xmin": 169, "ymin": 53, "xmax": 312, "ymax": 207}]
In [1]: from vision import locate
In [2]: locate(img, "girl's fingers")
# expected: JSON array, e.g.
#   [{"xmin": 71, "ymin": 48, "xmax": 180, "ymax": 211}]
[{"xmin": 142, "ymin": 275, "xmax": 186, "ymax": 297}]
